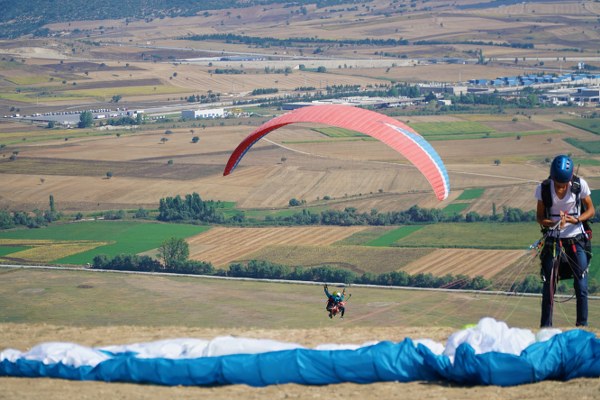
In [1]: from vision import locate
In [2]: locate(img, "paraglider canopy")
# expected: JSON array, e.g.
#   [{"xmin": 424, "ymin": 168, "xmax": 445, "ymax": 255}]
[{"xmin": 224, "ymin": 104, "xmax": 450, "ymax": 201}]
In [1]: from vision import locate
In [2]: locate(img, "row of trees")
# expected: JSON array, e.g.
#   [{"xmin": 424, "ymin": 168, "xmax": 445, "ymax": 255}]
[
  {"xmin": 92, "ymin": 254, "xmax": 214, "ymax": 275},
  {"xmin": 91, "ymin": 254, "xmax": 493, "ymax": 291},
  {"xmin": 0, "ymin": 209, "xmax": 60, "ymax": 229},
  {"xmin": 155, "ymin": 193, "xmax": 540, "ymax": 226},
  {"xmin": 0, "ymin": 195, "xmax": 60, "ymax": 229},
  {"xmin": 228, "ymin": 260, "xmax": 492, "ymax": 290},
  {"xmin": 263, "ymin": 205, "xmax": 537, "ymax": 226},
  {"xmin": 185, "ymin": 33, "xmax": 409, "ymax": 48}
]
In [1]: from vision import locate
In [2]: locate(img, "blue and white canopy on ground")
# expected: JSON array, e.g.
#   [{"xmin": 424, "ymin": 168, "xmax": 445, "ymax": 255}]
[{"xmin": 2, "ymin": 318, "xmax": 599, "ymax": 387}]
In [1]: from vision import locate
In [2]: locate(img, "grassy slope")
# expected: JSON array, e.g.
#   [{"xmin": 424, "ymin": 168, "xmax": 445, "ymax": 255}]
[{"xmin": 2, "ymin": 267, "xmax": 595, "ymax": 329}]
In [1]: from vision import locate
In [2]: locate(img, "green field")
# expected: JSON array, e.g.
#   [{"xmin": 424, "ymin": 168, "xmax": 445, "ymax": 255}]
[
  {"xmin": 408, "ymin": 121, "xmax": 493, "ymax": 136},
  {"xmin": 456, "ymin": 188, "xmax": 485, "ymax": 201},
  {"xmin": 365, "ymin": 225, "xmax": 424, "ymax": 246},
  {"xmin": 313, "ymin": 127, "xmax": 366, "ymax": 138},
  {"xmin": 557, "ymin": 118, "xmax": 600, "ymax": 135},
  {"xmin": 0, "ymin": 246, "xmax": 28, "ymax": 256},
  {"xmin": 2, "ymin": 267, "xmax": 594, "ymax": 329},
  {"xmin": 394, "ymin": 222, "xmax": 540, "ymax": 249},
  {"xmin": 442, "ymin": 203, "xmax": 470, "ymax": 216},
  {"xmin": 564, "ymin": 138, "xmax": 600, "ymax": 154},
  {"xmin": 591, "ymin": 189, "xmax": 600, "ymax": 206},
  {"xmin": 0, "ymin": 221, "xmax": 210, "ymax": 264},
  {"xmin": 407, "ymin": 121, "xmax": 557, "ymax": 141}
]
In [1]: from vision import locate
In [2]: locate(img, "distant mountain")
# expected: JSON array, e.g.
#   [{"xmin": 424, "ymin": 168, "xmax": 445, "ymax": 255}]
[{"xmin": 0, "ymin": 0, "xmax": 368, "ymax": 39}]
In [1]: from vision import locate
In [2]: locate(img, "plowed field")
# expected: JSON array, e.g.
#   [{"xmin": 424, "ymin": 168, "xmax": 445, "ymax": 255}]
[
  {"xmin": 402, "ymin": 248, "xmax": 529, "ymax": 279},
  {"xmin": 187, "ymin": 226, "xmax": 367, "ymax": 267}
]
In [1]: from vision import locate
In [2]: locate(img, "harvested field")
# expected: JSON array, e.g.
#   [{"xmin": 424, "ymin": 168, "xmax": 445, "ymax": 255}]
[
  {"xmin": 0, "ymin": 117, "xmax": 581, "ymax": 211},
  {"xmin": 186, "ymin": 226, "xmax": 367, "ymax": 267},
  {"xmin": 0, "ymin": 157, "xmax": 223, "ymax": 180},
  {"xmin": 244, "ymin": 244, "xmax": 434, "ymax": 274},
  {"xmin": 401, "ymin": 248, "xmax": 529, "ymax": 279},
  {"xmin": 51, "ymin": 78, "xmax": 163, "ymax": 91},
  {"xmin": 467, "ymin": 184, "xmax": 538, "ymax": 215}
]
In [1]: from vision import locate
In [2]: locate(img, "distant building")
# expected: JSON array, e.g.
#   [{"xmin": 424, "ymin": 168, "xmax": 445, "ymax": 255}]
[
  {"xmin": 573, "ymin": 87, "xmax": 600, "ymax": 103},
  {"xmin": 181, "ymin": 108, "xmax": 225, "ymax": 119},
  {"xmin": 419, "ymin": 84, "xmax": 467, "ymax": 95}
]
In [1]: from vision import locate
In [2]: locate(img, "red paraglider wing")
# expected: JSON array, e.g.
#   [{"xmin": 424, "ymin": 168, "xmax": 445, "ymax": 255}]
[{"xmin": 223, "ymin": 104, "xmax": 450, "ymax": 200}]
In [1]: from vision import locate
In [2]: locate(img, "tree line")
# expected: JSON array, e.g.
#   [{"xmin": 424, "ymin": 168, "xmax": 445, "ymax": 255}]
[
  {"xmin": 92, "ymin": 255, "xmax": 493, "ymax": 291},
  {"xmin": 184, "ymin": 33, "xmax": 408, "ymax": 48},
  {"xmin": 155, "ymin": 194, "xmax": 539, "ymax": 226},
  {"xmin": 0, "ymin": 195, "xmax": 60, "ymax": 229}
]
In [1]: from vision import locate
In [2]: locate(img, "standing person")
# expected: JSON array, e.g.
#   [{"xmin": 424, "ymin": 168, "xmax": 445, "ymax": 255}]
[
  {"xmin": 535, "ymin": 154, "xmax": 594, "ymax": 327},
  {"xmin": 324, "ymin": 284, "xmax": 346, "ymax": 319}
]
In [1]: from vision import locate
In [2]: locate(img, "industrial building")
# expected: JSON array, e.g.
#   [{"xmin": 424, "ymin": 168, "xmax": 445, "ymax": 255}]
[{"xmin": 181, "ymin": 108, "xmax": 225, "ymax": 119}]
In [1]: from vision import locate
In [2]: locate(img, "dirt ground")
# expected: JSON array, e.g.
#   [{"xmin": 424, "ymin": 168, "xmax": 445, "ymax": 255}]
[{"xmin": 1, "ymin": 323, "xmax": 599, "ymax": 400}]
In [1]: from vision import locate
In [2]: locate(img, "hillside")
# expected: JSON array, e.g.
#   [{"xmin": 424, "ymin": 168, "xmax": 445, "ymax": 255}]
[{"xmin": 0, "ymin": 0, "xmax": 363, "ymax": 38}]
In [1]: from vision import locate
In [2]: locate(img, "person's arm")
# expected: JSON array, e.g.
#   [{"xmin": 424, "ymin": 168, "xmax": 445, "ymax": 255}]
[
  {"xmin": 324, "ymin": 284, "xmax": 331, "ymax": 297},
  {"xmin": 578, "ymin": 196, "xmax": 595, "ymax": 223},
  {"xmin": 536, "ymin": 200, "xmax": 558, "ymax": 228}
]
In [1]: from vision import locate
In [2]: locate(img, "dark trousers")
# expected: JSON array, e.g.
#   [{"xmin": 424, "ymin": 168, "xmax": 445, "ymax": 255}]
[{"xmin": 540, "ymin": 236, "xmax": 589, "ymax": 327}]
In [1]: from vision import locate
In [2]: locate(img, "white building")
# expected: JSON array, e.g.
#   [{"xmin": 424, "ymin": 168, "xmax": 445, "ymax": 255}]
[{"xmin": 181, "ymin": 108, "xmax": 225, "ymax": 119}]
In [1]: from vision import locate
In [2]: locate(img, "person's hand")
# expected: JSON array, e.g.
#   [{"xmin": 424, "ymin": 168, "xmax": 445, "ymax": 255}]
[
  {"xmin": 324, "ymin": 284, "xmax": 328, "ymax": 289},
  {"xmin": 560, "ymin": 211, "xmax": 566, "ymax": 229}
]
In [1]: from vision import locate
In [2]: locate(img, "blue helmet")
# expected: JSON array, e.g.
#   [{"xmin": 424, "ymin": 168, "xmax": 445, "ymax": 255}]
[{"xmin": 550, "ymin": 155, "xmax": 573, "ymax": 183}]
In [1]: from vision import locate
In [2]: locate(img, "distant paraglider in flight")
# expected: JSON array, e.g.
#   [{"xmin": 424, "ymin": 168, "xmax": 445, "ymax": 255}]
[{"xmin": 223, "ymin": 104, "xmax": 450, "ymax": 200}]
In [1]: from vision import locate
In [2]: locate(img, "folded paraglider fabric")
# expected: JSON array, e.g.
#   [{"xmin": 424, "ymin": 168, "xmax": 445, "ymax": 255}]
[{"xmin": 2, "ymin": 318, "xmax": 599, "ymax": 387}]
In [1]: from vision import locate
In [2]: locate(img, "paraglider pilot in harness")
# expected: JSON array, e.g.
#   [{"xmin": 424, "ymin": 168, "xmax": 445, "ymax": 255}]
[
  {"xmin": 535, "ymin": 154, "xmax": 594, "ymax": 328},
  {"xmin": 324, "ymin": 284, "xmax": 346, "ymax": 319}
]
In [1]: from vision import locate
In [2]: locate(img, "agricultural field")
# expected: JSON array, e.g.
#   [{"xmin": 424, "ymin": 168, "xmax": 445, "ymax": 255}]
[
  {"xmin": 0, "ymin": 220, "xmax": 569, "ymax": 287},
  {"xmin": 186, "ymin": 226, "xmax": 366, "ymax": 267},
  {"xmin": 0, "ymin": 221, "xmax": 209, "ymax": 264},
  {"xmin": 557, "ymin": 118, "xmax": 600, "ymax": 136}
]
